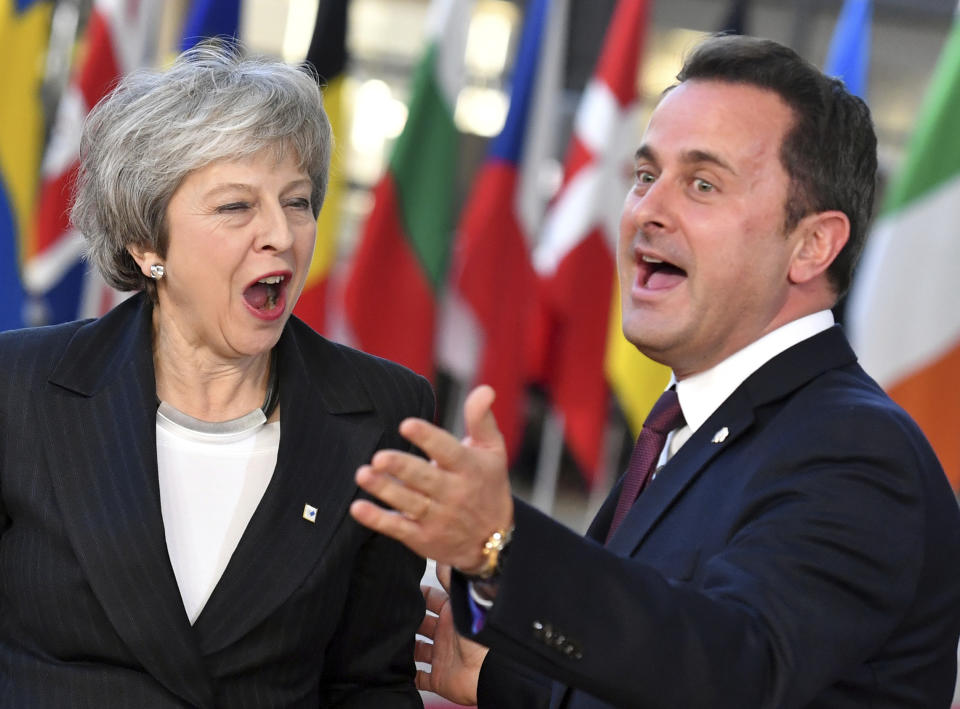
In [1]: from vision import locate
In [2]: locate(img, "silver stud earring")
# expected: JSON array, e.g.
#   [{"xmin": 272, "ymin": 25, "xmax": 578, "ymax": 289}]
[{"xmin": 149, "ymin": 263, "xmax": 165, "ymax": 280}]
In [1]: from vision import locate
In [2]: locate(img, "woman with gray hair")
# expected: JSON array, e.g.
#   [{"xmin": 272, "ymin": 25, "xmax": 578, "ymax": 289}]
[{"xmin": 0, "ymin": 44, "xmax": 431, "ymax": 708}]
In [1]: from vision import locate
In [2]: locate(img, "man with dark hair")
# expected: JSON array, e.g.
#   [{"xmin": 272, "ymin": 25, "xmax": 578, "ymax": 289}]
[{"xmin": 351, "ymin": 34, "xmax": 960, "ymax": 708}]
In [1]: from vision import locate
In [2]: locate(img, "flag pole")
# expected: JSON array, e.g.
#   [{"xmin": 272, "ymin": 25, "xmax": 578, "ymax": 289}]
[
  {"xmin": 531, "ymin": 410, "xmax": 564, "ymax": 515},
  {"xmin": 583, "ymin": 410, "xmax": 626, "ymax": 531}
]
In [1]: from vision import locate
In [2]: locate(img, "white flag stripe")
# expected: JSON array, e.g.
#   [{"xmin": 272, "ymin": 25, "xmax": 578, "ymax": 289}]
[
  {"xmin": 429, "ymin": 0, "xmax": 473, "ymax": 106},
  {"xmin": 847, "ymin": 175, "xmax": 960, "ymax": 385},
  {"xmin": 101, "ymin": 0, "xmax": 163, "ymax": 73},
  {"xmin": 533, "ymin": 163, "xmax": 604, "ymax": 273},
  {"xmin": 22, "ymin": 229, "xmax": 86, "ymax": 292},
  {"xmin": 40, "ymin": 88, "xmax": 86, "ymax": 177},
  {"xmin": 533, "ymin": 83, "xmax": 638, "ymax": 274},
  {"xmin": 574, "ymin": 79, "xmax": 625, "ymax": 157}
]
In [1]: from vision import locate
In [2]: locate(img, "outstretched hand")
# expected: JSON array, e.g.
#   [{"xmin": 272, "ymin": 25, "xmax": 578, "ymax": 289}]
[
  {"xmin": 416, "ymin": 564, "xmax": 488, "ymax": 705},
  {"xmin": 349, "ymin": 385, "xmax": 514, "ymax": 573}
]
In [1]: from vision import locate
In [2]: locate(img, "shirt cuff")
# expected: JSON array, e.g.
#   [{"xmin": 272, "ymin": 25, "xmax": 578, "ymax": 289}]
[{"xmin": 467, "ymin": 581, "xmax": 494, "ymax": 633}]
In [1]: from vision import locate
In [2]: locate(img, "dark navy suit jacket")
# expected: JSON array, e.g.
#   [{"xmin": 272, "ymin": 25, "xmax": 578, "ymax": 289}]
[
  {"xmin": 453, "ymin": 326, "xmax": 960, "ymax": 708},
  {"xmin": 0, "ymin": 293, "xmax": 433, "ymax": 708}
]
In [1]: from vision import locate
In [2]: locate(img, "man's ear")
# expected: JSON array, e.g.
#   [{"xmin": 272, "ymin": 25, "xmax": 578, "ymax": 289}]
[
  {"xmin": 126, "ymin": 244, "xmax": 162, "ymax": 279},
  {"xmin": 788, "ymin": 210, "xmax": 849, "ymax": 285}
]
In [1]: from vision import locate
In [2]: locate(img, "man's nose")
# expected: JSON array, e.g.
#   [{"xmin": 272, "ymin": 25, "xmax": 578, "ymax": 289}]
[{"xmin": 627, "ymin": 180, "xmax": 676, "ymax": 237}]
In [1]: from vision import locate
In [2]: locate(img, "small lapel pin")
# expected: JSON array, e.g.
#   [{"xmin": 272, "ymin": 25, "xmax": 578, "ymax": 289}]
[
  {"xmin": 302, "ymin": 504, "xmax": 318, "ymax": 523},
  {"xmin": 712, "ymin": 427, "xmax": 729, "ymax": 444}
]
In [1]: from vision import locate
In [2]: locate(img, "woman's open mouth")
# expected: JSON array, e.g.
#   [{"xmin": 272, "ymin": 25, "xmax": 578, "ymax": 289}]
[{"xmin": 243, "ymin": 272, "xmax": 290, "ymax": 319}]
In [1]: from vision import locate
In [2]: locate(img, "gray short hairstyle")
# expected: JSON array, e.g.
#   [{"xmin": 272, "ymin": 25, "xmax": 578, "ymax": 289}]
[{"xmin": 71, "ymin": 42, "xmax": 332, "ymax": 295}]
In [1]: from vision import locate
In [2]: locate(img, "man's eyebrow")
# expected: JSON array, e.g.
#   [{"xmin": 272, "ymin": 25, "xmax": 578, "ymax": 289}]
[
  {"xmin": 634, "ymin": 145, "xmax": 657, "ymax": 164},
  {"xmin": 681, "ymin": 149, "xmax": 737, "ymax": 175}
]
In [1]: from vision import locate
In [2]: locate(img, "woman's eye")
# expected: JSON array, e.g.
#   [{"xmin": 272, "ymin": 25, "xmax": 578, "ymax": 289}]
[
  {"xmin": 286, "ymin": 198, "xmax": 312, "ymax": 210},
  {"xmin": 217, "ymin": 202, "xmax": 250, "ymax": 213}
]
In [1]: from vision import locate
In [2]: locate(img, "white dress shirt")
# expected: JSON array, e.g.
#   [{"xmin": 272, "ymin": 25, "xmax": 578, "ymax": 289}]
[{"xmin": 663, "ymin": 310, "xmax": 835, "ymax": 464}]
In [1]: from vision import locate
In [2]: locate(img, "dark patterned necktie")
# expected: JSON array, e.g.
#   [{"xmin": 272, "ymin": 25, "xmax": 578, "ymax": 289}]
[{"xmin": 606, "ymin": 389, "xmax": 685, "ymax": 542}]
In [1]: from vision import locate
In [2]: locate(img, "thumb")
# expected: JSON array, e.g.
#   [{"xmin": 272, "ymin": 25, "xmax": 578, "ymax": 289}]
[{"xmin": 463, "ymin": 385, "xmax": 504, "ymax": 450}]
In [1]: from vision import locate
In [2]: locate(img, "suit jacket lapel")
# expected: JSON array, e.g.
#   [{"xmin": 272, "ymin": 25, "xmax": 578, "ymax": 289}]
[
  {"xmin": 193, "ymin": 321, "xmax": 383, "ymax": 654},
  {"xmin": 604, "ymin": 326, "xmax": 858, "ymax": 556},
  {"xmin": 41, "ymin": 294, "xmax": 215, "ymax": 709}
]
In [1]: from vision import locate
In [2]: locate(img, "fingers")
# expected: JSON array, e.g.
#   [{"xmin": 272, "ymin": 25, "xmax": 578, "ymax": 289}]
[
  {"xmin": 418, "ymin": 611, "xmax": 438, "ymax": 639},
  {"xmin": 399, "ymin": 417, "xmax": 473, "ymax": 472},
  {"xmin": 355, "ymin": 465, "xmax": 431, "ymax": 519},
  {"xmin": 422, "ymin": 583, "xmax": 448, "ymax": 615},
  {"xmin": 463, "ymin": 385, "xmax": 504, "ymax": 450},
  {"xmin": 396, "ymin": 386, "xmax": 504, "ymax": 469},
  {"xmin": 436, "ymin": 563, "xmax": 452, "ymax": 592},
  {"xmin": 415, "ymin": 636, "xmax": 435, "ymax": 666},
  {"xmin": 414, "ymin": 668, "xmax": 434, "ymax": 694},
  {"xmin": 369, "ymin": 449, "xmax": 442, "ymax": 494},
  {"xmin": 348, "ymin": 499, "xmax": 419, "ymax": 543}
]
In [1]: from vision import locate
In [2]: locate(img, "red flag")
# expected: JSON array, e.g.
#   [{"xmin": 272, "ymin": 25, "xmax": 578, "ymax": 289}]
[
  {"xmin": 531, "ymin": 0, "xmax": 650, "ymax": 483},
  {"xmin": 441, "ymin": 0, "xmax": 565, "ymax": 456}
]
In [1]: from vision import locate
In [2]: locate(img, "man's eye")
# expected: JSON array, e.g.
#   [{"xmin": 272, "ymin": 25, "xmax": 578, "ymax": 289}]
[
  {"xmin": 693, "ymin": 178, "xmax": 715, "ymax": 193},
  {"xmin": 636, "ymin": 170, "xmax": 656, "ymax": 184}
]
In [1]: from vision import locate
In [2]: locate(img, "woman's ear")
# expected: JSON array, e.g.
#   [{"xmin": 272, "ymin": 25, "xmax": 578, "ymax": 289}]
[{"xmin": 127, "ymin": 244, "xmax": 162, "ymax": 279}]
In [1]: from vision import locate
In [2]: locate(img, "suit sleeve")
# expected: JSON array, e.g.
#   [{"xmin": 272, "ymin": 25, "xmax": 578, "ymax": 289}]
[
  {"xmin": 476, "ymin": 649, "xmax": 552, "ymax": 709},
  {"xmin": 450, "ymin": 402, "xmax": 950, "ymax": 709},
  {"xmin": 319, "ymin": 374, "xmax": 434, "ymax": 709}
]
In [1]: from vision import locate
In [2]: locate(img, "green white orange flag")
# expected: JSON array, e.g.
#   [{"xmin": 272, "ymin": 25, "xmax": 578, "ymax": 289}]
[
  {"xmin": 847, "ymin": 10, "xmax": 960, "ymax": 491},
  {"xmin": 342, "ymin": 0, "xmax": 472, "ymax": 378}
]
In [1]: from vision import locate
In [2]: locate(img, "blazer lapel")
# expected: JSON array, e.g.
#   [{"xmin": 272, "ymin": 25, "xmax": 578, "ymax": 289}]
[
  {"xmin": 604, "ymin": 402, "xmax": 754, "ymax": 555},
  {"xmin": 194, "ymin": 322, "xmax": 383, "ymax": 654},
  {"xmin": 604, "ymin": 326, "xmax": 858, "ymax": 556},
  {"xmin": 41, "ymin": 295, "xmax": 215, "ymax": 709}
]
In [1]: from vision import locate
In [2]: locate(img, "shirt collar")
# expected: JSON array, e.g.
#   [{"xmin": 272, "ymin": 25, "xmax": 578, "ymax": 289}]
[{"xmin": 673, "ymin": 310, "xmax": 835, "ymax": 434}]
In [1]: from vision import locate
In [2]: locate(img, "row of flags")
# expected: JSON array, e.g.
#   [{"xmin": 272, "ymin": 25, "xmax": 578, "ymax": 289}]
[
  {"xmin": 0, "ymin": 0, "xmax": 52, "ymax": 332},
  {"xmin": 1, "ymin": 0, "xmax": 958, "ymax": 492},
  {"xmin": 3, "ymin": 0, "xmax": 242, "ymax": 331},
  {"xmin": 341, "ymin": 0, "xmax": 668, "ymax": 485}
]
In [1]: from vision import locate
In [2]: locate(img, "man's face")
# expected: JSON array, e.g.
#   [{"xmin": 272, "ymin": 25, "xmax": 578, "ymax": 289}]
[{"xmin": 618, "ymin": 79, "xmax": 806, "ymax": 379}]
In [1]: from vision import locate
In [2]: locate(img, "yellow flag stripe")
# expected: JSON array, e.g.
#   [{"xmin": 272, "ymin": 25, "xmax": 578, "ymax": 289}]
[
  {"xmin": 0, "ymin": 0, "xmax": 53, "ymax": 262},
  {"xmin": 603, "ymin": 280, "xmax": 671, "ymax": 434},
  {"xmin": 305, "ymin": 75, "xmax": 346, "ymax": 287}
]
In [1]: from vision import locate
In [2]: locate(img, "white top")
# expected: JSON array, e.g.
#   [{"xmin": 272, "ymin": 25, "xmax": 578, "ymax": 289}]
[
  {"xmin": 664, "ymin": 310, "xmax": 835, "ymax": 462},
  {"xmin": 156, "ymin": 408, "xmax": 280, "ymax": 624}
]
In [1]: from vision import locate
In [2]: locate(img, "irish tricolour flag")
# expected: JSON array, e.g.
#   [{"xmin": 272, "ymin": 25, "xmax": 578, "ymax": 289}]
[{"xmin": 847, "ymin": 10, "xmax": 960, "ymax": 491}]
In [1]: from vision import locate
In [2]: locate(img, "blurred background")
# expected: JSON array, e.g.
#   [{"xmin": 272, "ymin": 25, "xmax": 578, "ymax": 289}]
[{"xmin": 2, "ymin": 0, "xmax": 959, "ymax": 704}]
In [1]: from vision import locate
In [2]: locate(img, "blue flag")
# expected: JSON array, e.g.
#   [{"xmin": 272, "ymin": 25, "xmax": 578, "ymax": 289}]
[
  {"xmin": 180, "ymin": 0, "xmax": 241, "ymax": 51},
  {"xmin": 824, "ymin": 0, "xmax": 872, "ymax": 99},
  {"xmin": 0, "ymin": 180, "xmax": 26, "ymax": 332}
]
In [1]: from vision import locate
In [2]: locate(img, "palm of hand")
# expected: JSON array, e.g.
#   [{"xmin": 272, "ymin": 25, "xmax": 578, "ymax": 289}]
[{"xmin": 416, "ymin": 568, "xmax": 489, "ymax": 706}]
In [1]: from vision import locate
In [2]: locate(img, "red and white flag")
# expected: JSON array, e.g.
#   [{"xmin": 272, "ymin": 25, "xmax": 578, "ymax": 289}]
[
  {"xmin": 530, "ymin": 0, "xmax": 666, "ymax": 485},
  {"xmin": 26, "ymin": 0, "xmax": 163, "ymax": 323}
]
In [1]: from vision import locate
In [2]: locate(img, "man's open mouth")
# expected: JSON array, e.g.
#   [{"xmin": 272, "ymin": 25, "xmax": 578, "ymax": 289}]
[{"xmin": 638, "ymin": 254, "xmax": 687, "ymax": 290}]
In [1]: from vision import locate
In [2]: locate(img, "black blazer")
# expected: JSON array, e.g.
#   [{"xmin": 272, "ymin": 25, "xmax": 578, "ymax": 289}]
[
  {"xmin": 0, "ymin": 293, "xmax": 433, "ymax": 708},
  {"xmin": 454, "ymin": 326, "xmax": 960, "ymax": 708}
]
